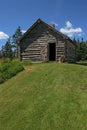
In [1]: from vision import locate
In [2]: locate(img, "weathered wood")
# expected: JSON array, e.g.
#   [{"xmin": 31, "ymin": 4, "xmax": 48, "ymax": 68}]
[{"xmin": 18, "ymin": 19, "xmax": 76, "ymax": 62}]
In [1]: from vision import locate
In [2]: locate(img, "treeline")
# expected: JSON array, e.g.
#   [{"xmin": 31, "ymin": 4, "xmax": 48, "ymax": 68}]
[
  {"xmin": 0, "ymin": 26, "xmax": 22, "ymax": 59},
  {"xmin": 74, "ymin": 38, "xmax": 87, "ymax": 61}
]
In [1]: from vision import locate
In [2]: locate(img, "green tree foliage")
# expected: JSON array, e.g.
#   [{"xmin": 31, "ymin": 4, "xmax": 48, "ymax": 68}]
[
  {"xmin": 76, "ymin": 39, "xmax": 87, "ymax": 61},
  {"xmin": 0, "ymin": 38, "xmax": 13, "ymax": 59},
  {"xmin": 4, "ymin": 38, "xmax": 13, "ymax": 59},
  {"xmin": 0, "ymin": 50, "xmax": 2, "ymax": 58},
  {"xmin": 0, "ymin": 26, "xmax": 22, "ymax": 59},
  {"xmin": 0, "ymin": 45, "xmax": 6, "ymax": 58},
  {"xmin": 12, "ymin": 26, "xmax": 22, "ymax": 58}
]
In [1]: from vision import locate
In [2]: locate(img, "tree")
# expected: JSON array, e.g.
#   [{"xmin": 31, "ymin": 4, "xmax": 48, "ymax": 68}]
[
  {"xmin": 0, "ymin": 38, "xmax": 13, "ymax": 59},
  {"xmin": 76, "ymin": 39, "xmax": 87, "ymax": 61},
  {"xmin": 1, "ymin": 45, "xmax": 6, "ymax": 58},
  {"xmin": 0, "ymin": 50, "xmax": 2, "ymax": 58},
  {"xmin": 12, "ymin": 26, "xmax": 22, "ymax": 58},
  {"xmin": 4, "ymin": 38, "xmax": 13, "ymax": 59}
]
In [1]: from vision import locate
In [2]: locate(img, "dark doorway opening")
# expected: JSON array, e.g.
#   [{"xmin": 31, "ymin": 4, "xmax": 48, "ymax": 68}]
[{"xmin": 49, "ymin": 43, "xmax": 56, "ymax": 61}]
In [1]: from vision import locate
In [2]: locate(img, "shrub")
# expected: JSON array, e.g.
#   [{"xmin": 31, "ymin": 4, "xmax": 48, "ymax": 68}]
[{"xmin": 0, "ymin": 60, "xmax": 24, "ymax": 84}]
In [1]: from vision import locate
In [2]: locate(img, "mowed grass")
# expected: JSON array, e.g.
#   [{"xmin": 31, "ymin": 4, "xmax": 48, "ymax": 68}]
[{"xmin": 0, "ymin": 63, "xmax": 87, "ymax": 130}]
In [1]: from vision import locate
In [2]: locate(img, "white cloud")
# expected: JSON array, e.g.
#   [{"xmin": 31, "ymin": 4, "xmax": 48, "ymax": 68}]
[
  {"xmin": 66, "ymin": 21, "xmax": 72, "ymax": 28},
  {"xmin": 22, "ymin": 30, "xmax": 26, "ymax": 34},
  {"xmin": 0, "ymin": 32, "xmax": 9, "ymax": 40},
  {"xmin": 60, "ymin": 21, "xmax": 83, "ymax": 37}
]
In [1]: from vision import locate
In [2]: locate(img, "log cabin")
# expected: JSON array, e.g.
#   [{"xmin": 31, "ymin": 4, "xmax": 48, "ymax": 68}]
[{"xmin": 18, "ymin": 19, "xmax": 76, "ymax": 62}]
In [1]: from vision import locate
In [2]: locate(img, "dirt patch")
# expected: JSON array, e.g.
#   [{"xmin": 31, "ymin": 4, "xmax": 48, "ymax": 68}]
[{"xmin": 24, "ymin": 66, "xmax": 35, "ymax": 72}]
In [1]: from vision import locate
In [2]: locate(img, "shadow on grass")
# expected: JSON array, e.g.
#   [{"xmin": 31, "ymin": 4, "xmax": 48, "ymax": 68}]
[
  {"xmin": 72, "ymin": 61, "xmax": 87, "ymax": 66},
  {"xmin": 66, "ymin": 61, "xmax": 87, "ymax": 66},
  {"xmin": 76, "ymin": 61, "xmax": 87, "ymax": 66}
]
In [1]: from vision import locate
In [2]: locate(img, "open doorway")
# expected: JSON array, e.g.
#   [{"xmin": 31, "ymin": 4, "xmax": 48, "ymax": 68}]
[{"xmin": 49, "ymin": 43, "xmax": 56, "ymax": 61}]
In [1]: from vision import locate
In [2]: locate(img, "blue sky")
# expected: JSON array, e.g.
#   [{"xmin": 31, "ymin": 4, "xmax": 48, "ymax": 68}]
[{"xmin": 0, "ymin": 0, "xmax": 87, "ymax": 47}]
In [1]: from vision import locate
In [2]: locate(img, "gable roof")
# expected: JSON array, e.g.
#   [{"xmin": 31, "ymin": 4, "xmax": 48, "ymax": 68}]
[{"xmin": 18, "ymin": 18, "xmax": 75, "ymax": 45}]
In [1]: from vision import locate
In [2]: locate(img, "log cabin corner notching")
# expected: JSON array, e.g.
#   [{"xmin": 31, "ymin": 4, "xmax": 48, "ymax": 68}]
[{"xmin": 18, "ymin": 19, "xmax": 76, "ymax": 62}]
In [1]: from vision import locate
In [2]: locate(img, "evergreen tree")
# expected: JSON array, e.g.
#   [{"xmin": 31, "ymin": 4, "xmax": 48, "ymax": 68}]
[
  {"xmin": 76, "ymin": 39, "xmax": 87, "ymax": 61},
  {"xmin": 1, "ymin": 45, "xmax": 6, "ymax": 58},
  {"xmin": 0, "ymin": 50, "xmax": 2, "ymax": 58},
  {"xmin": 12, "ymin": 26, "xmax": 22, "ymax": 58},
  {"xmin": 4, "ymin": 38, "xmax": 13, "ymax": 59}
]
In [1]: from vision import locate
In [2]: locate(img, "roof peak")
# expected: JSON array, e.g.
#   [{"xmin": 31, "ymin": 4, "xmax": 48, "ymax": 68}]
[{"xmin": 18, "ymin": 18, "xmax": 73, "ymax": 44}]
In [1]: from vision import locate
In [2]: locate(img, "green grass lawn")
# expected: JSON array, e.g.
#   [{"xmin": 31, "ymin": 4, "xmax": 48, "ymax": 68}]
[{"xmin": 0, "ymin": 63, "xmax": 87, "ymax": 130}]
